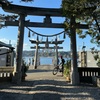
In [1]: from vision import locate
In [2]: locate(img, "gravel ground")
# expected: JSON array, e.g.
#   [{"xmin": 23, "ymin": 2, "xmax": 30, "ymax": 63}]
[{"xmin": 0, "ymin": 65, "xmax": 100, "ymax": 100}]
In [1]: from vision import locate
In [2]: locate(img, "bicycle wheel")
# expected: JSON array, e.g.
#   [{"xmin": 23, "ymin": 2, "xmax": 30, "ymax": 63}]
[{"xmin": 52, "ymin": 67, "xmax": 58, "ymax": 75}]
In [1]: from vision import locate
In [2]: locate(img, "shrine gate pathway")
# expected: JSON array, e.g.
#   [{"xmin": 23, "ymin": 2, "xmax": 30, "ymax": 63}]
[{"xmin": 0, "ymin": 65, "xmax": 100, "ymax": 100}]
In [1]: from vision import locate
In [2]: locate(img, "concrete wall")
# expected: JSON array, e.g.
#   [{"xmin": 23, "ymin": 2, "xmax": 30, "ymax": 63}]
[
  {"xmin": 87, "ymin": 51, "xmax": 97, "ymax": 67},
  {"xmin": 78, "ymin": 51, "xmax": 100, "ymax": 67}
]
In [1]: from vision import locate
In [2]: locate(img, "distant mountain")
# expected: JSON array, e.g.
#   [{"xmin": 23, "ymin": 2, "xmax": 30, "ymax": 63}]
[
  {"xmin": 23, "ymin": 50, "xmax": 71, "ymax": 58},
  {"xmin": 23, "ymin": 50, "xmax": 35, "ymax": 57}
]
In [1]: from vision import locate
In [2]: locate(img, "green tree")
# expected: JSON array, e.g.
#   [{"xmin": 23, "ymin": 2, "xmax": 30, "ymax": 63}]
[{"xmin": 61, "ymin": 0, "xmax": 100, "ymax": 46}]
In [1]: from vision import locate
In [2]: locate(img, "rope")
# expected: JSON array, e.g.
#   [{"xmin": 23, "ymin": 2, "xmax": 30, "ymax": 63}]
[{"xmin": 26, "ymin": 27, "xmax": 65, "ymax": 37}]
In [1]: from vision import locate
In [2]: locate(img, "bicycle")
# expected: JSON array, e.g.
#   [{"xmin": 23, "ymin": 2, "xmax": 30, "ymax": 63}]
[{"xmin": 52, "ymin": 63, "xmax": 63, "ymax": 75}]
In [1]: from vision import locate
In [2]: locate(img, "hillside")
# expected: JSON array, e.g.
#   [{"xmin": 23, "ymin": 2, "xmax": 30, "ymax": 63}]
[{"xmin": 23, "ymin": 50, "xmax": 71, "ymax": 58}]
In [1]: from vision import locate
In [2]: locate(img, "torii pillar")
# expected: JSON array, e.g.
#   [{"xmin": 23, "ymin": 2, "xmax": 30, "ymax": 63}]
[
  {"xmin": 13, "ymin": 14, "xmax": 25, "ymax": 83},
  {"xmin": 34, "ymin": 42, "xmax": 38, "ymax": 69},
  {"xmin": 55, "ymin": 38, "xmax": 58, "ymax": 65},
  {"xmin": 70, "ymin": 16, "xmax": 79, "ymax": 85}
]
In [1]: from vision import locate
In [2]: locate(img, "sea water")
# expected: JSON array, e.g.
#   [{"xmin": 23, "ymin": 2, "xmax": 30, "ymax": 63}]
[
  {"xmin": 23, "ymin": 56, "xmax": 53, "ymax": 65},
  {"xmin": 23, "ymin": 56, "xmax": 68, "ymax": 65}
]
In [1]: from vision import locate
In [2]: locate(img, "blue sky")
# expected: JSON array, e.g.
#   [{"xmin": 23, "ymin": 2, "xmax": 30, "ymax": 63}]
[{"xmin": 0, "ymin": 0, "xmax": 99, "ymax": 51}]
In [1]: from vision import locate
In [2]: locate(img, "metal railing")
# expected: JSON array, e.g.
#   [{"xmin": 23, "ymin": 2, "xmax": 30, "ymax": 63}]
[
  {"xmin": 78, "ymin": 67, "xmax": 100, "ymax": 83},
  {"xmin": 0, "ymin": 67, "xmax": 14, "ymax": 82}
]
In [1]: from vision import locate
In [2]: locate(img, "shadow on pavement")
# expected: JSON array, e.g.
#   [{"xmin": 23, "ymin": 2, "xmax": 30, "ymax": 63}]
[{"xmin": 0, "ymin": 79, "xmax": 100, "ymax": 100}]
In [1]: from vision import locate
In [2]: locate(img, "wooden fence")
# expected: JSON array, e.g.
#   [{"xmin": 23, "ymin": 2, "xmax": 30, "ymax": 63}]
[
  {"xmin": 0, "ymin": 67, "xmax": 14, "ymax": 82},
  {"xmin": 78, "ymin": 67, "xmax": 100, "ymax": 83}
]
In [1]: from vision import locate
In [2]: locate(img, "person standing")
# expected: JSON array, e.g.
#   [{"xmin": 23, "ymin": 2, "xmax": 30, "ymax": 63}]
[
  {"xmin": 60, "ymin": 56, "xmax": 65, "ymax": 76},
  {"xmin": 57, "ymin": 58, "xmax": 59, "ymax": 65}
]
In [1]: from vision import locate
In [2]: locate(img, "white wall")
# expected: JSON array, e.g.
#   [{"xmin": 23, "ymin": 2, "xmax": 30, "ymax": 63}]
[{"xmin": 78, "ymin": 51, "xmax": 99, "ymax": 67}]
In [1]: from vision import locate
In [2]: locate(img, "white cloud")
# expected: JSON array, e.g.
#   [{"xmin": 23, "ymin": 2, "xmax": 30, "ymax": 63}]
[
  {"xmin": 23, "ymin": 43, "xmax": 31, "ymax": 50},
  {"xmin": 0, "ymin": 38, "xmax": 9, "ymax": 44},
  {"xmin": 0, "ymin": 38, "xmax": 16, "ymax": 44},
  {"xmin": 0, "ymin": 38, "xmax": 31, "ymax": 50}
]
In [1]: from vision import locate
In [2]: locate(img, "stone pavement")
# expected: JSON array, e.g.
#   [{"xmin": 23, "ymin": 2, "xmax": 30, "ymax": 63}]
[{"xmin": 0, "ymin": 65, "xmax": 100, "ymax": 100}]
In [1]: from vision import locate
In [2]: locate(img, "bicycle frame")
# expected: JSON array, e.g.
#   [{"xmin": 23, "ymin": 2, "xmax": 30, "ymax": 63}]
[{"xmin": 52, "ymin": 63, "xmax": 63, "ymax": 75}]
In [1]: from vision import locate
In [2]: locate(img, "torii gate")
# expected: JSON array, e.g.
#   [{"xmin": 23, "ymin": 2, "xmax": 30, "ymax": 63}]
[
  {"xmin": 0, "ymin": 1, "xmax": 89, "ymax": 85},
  {"xmin": 30, "ymin": 39, "xmax": 64, "ymax": 69}
]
